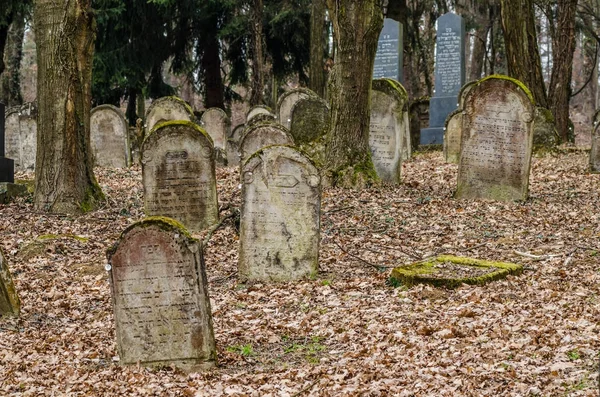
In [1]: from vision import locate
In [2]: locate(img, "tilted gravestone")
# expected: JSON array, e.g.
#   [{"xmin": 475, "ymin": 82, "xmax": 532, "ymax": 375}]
[
  {"xmin": 276, "ymin": 88, "xmax": 318, "ymax": 130},
  {"xmin": 90, "ymin": 105, "xmax": 130, "ymax": 168},
  {"xmin": 373, "ymin": 18, "xmax": 403, "ymax": 82},
  {"xmin": 239, "ymin": 145, "xmax": 320, "ymax": 281},
  {"xmin": 5, "ymin": 103, "xmax": 37, "ymax": 172},
  {"xmin": 456, "ymin": 76, "xmax": 535, "ymax": 201},
  {"xmin": 141, "ymin": 121, "xmax": 219, "ymax": 232},
  {"xmin": 246, "ymin": 105, "xmax": 273, "ymax": 123},
  {"xmin": 107, "ymin": 217, "xmax": 216, "ymax": 371},
  {"xmin": 443, "ymin": 109, "xmax": 462, "ymax": 164},
  {"xmin": 0, "ymin": 246, "xmax": 20, "ymax": 316},
  {"xmin": 238, "ymin": 122, "xmax": 294, "ymax": 164},
  {"xmin": 200, "ymin": 107, "xmax": 229, "ymax": 152},
  {"xmin": 289, "ymin": 96, "xmax": 330, "ymax": 145},
  {"xmin": 421, "ymin": 12, "xmax": 465, "ymax": 145},
  {"xmin": 369, "ymin": 79, "xmax": 410, "ymax": 183},
  {"xmin": 145, "ymin": 97, "xmax": 195, "ymax": 135},
  {"xmin": 226, "ymin": 124, "xmax": 246, "ymax": 166}
]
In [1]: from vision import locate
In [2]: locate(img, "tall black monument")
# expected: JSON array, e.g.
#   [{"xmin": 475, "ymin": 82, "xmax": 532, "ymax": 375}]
[{"xmin": 0, "ymin": 103, "xmax": 14, "ymax": 183}]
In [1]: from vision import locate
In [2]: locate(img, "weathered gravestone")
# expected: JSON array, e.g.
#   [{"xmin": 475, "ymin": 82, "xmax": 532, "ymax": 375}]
[
  {"xmin": 145, "ymin": 97, "xmax": 195, "ymax": 135},
  {"xmin": 456, "ymin": 76, "xmax": 535, "ymax": 201},
  {"xmin": 277, "ymin": 88, "xmax": 318, "ymax": 130},
  {"xmin": 247, "ymin": 112, "xmax": 276, "ymax": 128},
  {"xmin": 226, "ymin": 124, "xmax": 246, "ymax": 166},
  {"xmin": 443, "ymin": 109, "xmax": 462, "ymax": 164},
  {"xmin": 0, "ymin": 245, "xmax": 20, "ymax": 316},
  {"xmin": 458, "ymin": 80, "xmax": 477, "ymax": 108},
  {"xmin": 107, "ymin": 217, "xmax": 216, "ymax": 371},
  {"xmin": 5, "ymin": 103, "xmax": 37, "ymax": 171},
  {"xmin": 373, "ymin": 18, "xmax": 403, "ymax": 82},
  {"xmin": 239, "ymin": 145, "xmax": 320, "ymax": 281},
  {"xmin": 141, "ymin": 121, "xmax": 219, "ymax": 232},
  {"xmin": 421, "ymin": 13, "xmax": 465, "ymax": 145},
  {"xmin": 246, "ymin": 105, "xmax": 273, "ymax": 123},
  {"xmin": 289, "ymin": 96, "xmax": 330, "ymax": 145},
  {"xmin": 238, "ymin": 122, "xmax": 294, "ymax": 164},
  {"xmin": 200, "ymin": 107, "xmax": 229, "ymax": 152},
  {"xmin": 90, "ymin": 105, "xmax": 130, "ymax": 168},
  {"xmin": 369, "ymin": 79, "xmax": 410, "ymax": 183},
  {"xmin": 0, "ymin": 103, "xmax": 14, "ymax": 183},
  {"xmin": 590, "ymin": 122, "xmax": 600, "ymax": 172}
]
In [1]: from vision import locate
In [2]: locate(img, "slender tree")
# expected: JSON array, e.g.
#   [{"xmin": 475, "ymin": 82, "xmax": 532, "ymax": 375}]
[
  {"xmin": 309, "ymin": 0, "xmax": 327, "ymax": 97},
  {"xmin": 0, "ymin": 9, "xmax": 25, "ymax": 106},
  {"xmin": 33, "ymin": 0, "xmax": 103, "ymax": 213}
]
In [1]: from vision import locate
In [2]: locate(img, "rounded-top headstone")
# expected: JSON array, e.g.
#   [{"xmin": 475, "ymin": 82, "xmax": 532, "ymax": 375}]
[
  {"xmin": 276, "ymin": 88, "xmax": 318, "ymax": 129},
  {"xmin": 238, "ymin": 122, "xmax": 294, "ymax": 164},
  {"xmin": 443, "ymin": 108, "xmax": 463, "ymax": 164},
  {"xmin": 107, "ymin": 217, "xmax": 216, "ymax": 371},
  {"xmin": 458, "ymin": 80, "xmax": 477, "ymax": 108},
  {"xmin": 457, "ymin": 75, "xmax": 535, "ymax": 201},
  {"xmin": 90, "ymin": 104, "xmax": 130, "ymax": 168},
  {"xmin": 239, "ymin": 145, "xmax": 321, "ymax": 281},
  {"xmin": 200, "ymin": 107, "xmax": 229, "ymax": 151},
  {"xmin": 141, "ymin": 121, "xmax": 219, "ymax": 231},
  {"xmin": 289, "ymin": 96, "xmax": 330, "ymax": 145},
  {"xmin": 145, "ymin": 96, "xmax": 195, "ymax": 134},
  {"xmin": 246, "ymin": 105, "xmax": 273, "ymax": 123}
]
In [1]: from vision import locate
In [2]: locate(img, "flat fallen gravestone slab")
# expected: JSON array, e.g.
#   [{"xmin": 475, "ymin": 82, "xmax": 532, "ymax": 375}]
[{"xmin": 391, "ymin": 255, "xmax": 523, "ymax": 289}]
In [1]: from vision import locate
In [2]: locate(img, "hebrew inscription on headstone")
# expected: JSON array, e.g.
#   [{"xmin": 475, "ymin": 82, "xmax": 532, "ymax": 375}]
[
  {"xmin": 238, "ymin": 123, "xmax": 294, "ymax": 164},
  {"xmin": 107, "ymin": 218, "xmax": 216, "ymax": 371},
  {"xmin": 239, "ymin": 145, "xmax": 320, "ymax": 281},
  {"xmin": 456, "ymin": 77, "xmax": 534, "ymax": 201},
  {"xmin": 141, "ymin": 121, "xmax": 219, "ymax": 231},
  {"xmin": 91, "ymin": 105, "xmax": 130, "ymax": 168},
  {"xmin": 373, "ymin": 18, "xmax": 403, "ymax": 82},
  {"xmin": 145, "ymin": 97, "xmax": 195, "ymax": 134}
]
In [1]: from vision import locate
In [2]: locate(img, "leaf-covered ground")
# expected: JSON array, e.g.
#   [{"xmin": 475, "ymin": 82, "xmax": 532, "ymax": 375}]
[{"xmin": 1, "ymin": 151, "xmax": 599, "ymax": 396}]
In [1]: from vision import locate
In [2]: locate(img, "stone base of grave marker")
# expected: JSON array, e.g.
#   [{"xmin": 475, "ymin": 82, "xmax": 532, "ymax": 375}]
[
  {"xmin": 0, "ymin": 157, "xmax": 14, "ymax": 183},
  {"xmin": 0, "ymin": 182, "xmax": 27, "ymax": 204}
]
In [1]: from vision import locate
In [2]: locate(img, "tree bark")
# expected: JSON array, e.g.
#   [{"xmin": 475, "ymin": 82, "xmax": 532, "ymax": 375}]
[
  {"xmin": 33, "ymin": 0, "xmax": 103, "ymax": 213},
  {"xmin": 309, "ymin": 0, "xmax": 327, "ymax": 98},
  {"xmin": 202, "ymin": 34, "xmax": 225, "ymax": 109},
  {"xmin": 324, "ymin": 0, "xmax": 383, "ymax": 187},
  {"xmin": 547, "ymin": 0, "xmax": 578, "ymax": 142},
  {"xmin": 500, "ymin": 0, "xmax": 548, "ymax": 108},
  {"xmin": 249, "ymin": 0, "xmax": 264, "ymax": 106},
  {"xmin": 0, "ymin": 12, "xmax": 24, "ymax": 106}
]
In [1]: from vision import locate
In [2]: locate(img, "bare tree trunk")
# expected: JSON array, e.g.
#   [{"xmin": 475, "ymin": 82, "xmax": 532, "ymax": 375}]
[
  {"xmin": 324, "ymin": 0, "xmax": 384, "ymax": 187},
  {"xmin": 469, "ymin": 25, "xmax": 488, "ymax": 81},
  {"xmin": 202, "ymin": 34, "xmax": 225, "ymax": 109},
  {"xmin": 249, "ymin": 0, "xmax": 264, "ymax": 106},
  {"xmin": 309, "ymin": 0, "xmax": 327, "ymax": 97},
  {"xmin": 548, "ymin": 0, "xmax": 578, "ymax": 142},
  {"xmin": 0, "ymin": 12, "xmax": 25, "ymax": 106},
  {"xmin": 500, "ymin": 0, "xmax": 548, "ymax": 108},
  {"xmin": 33, "ymin": 0, "xmax": 103, "ymax": 213}
]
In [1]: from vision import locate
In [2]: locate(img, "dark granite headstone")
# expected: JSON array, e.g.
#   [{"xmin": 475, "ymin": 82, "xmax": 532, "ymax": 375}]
[
  {"xmin": 420, "ymin": 13, "xmax": 465, "ymax": 145},
  {"xmin": 0, "ymin": 103, "xmax": 15, "ymax": 183},
  {"xmin": 373, "ymin": 19, "xmax": 403, "ymax": 83}
]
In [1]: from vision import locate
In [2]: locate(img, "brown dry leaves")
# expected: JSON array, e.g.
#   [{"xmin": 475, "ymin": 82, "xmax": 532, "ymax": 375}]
[{"xmin": 1, "ymin": 151, "xmax": 599, "ymax": 396}]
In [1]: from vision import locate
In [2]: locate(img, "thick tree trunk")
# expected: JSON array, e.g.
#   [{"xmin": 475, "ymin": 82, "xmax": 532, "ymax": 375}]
[
  {"xmin": 0, "ymin": 13, "xmax": 24, "ymax": 106},
  {"xmin": 0, "ymin": 23, "xmax": 10, "ymax": 77},
  {"xmin": 325, "ymin": 0, "xmax": 383, "ymax": 187},
  {"xmin": 309, "ymin": 0, "xmax": 327, "ymax": 98},
  {"xmin": 202, "ymin": 34, "xmax": 225, "ymax": 109},
  {"xmin": 33, "ymin": 0, "xmax": 103, "ymax": 213},
  {"xmin": 500, "ymin": 0, "xmax": 548, "ymax": 108},
  {"xmin": 249, "ymin": 0, "xmax": 264, "ymax": 106},
  {"xmin": 548, "ymin": 0, "xmax": 578, "ymax": 142}
]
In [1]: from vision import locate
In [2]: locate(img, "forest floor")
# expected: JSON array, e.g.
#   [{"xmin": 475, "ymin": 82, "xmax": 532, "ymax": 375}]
[{"xmin": 1, "ymin": 150, "xmax": 599, "ymax": 396}]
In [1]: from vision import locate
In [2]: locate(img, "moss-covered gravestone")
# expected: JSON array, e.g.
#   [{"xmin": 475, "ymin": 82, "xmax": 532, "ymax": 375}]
[
  {"xmin": 0, "ymin": 247, "xmax": 20, "ymax": 316},
  {"xmin": 107, "ymin": 217, "xmax": 216, "ymax": 371},
  {"xmin": 456, "ymin": 75, "xmax": 534, "ymax": 201},
  {"xmin": 90, "ymin": 105, "xmax": 131, "ymax": 168},
  {"xmin": 239, "ymin": 145, "xmax": 320, "ymax": 281},
  {"xmin": 145, "ymin": 97, "xmax": 195, "ymax": 136},
  {"xmin": 532, "ymin": 107, "xmax": 559, "ymax": 154},
  {"xmin": 246, "ymin": 105, "xmax": 273, "ymax": 123},
  {"xmin": 200, "ymin": 107, "xmax": 229, "ymax": 152},
  {"xmin": 141, "ymin": 121, "xmax": 218, "ymax": 232},
  {"xmin": 443, "ymin": 109, "xmax": 462, "ymax": 164},
  {"xmin": 391, "ymin": 255, "xmax": 523, "ymax": 289},
  {"xmin": 590, "ymin": 123, "xmax": 600, "ymax": 172},
  {"xmin": 289, "ymin": 96, "xmax": 330, "ymax": 145},
  {"xmin": 238, "ymin": 122, "xmax": 294, "ymax": 164},
  {"xmin": 277, "ymin": 88, "xmax": 318, "ymax": 130},
  {"xmin": 369, "ymin": 78, "xmax": 410, "ymax": 183}
]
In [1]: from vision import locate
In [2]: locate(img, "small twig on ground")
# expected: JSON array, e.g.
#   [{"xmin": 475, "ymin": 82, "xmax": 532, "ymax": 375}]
[
  {"xmin": 334, "ymin": 240, "xmax": 389, "ymax": 271},
  {"xmin": 369, "ymin": 243, "xmax": 421, "ymax": 259},
  {"xmin": 461, "ymin": 242, "xmax": 488, "ymax": 252},
  {"xmin": 203, "ymin": 211, "xmax": 236, "ymax": 248},
  {"xmin": 323, "ymin": 206, "xmax": 354, "ymax": 214},
  {"xmin": 291, "ymin": 379, "xmax": 319, "ymax": 397},
  {"xmin": 210, "ymin": 272, "xmax": 237, "ymax": 284}
]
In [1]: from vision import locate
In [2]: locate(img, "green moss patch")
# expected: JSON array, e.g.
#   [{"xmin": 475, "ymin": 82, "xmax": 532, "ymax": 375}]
[{"xmin": 390, "ymin": 255, "xmax": 523, "ymax": 289}]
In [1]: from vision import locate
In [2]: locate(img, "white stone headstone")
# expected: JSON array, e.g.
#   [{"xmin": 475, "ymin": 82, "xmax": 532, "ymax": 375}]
[{"xmin": 90, "ymin": 105, "xmax": 130, "ymax": 168}]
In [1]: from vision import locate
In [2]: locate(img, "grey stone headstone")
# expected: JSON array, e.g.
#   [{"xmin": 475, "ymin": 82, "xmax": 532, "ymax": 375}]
[
  {"xmin": 373, "ymin": 19, "xmax": 403, "ymax": 83},
  {"xmin": 276, "ymin": 88, "xmax": 318, "ymax": 130},
  {"xmin": 247, "ymin": 112, "xmax": 276, "ymax": 128},
  {"xmin": 200, "ymin": 108, "xmax": 229, "ymax": 151},
  {"xmin": 246, "ymin": 105, "xmax": 273, "ymax": 123},
  {"xmin": 289, "ymin": 96, "xmax": 329, "ymax": 145},
  {"xmin": 0, "ymin": 103, "xmax": 14, "ymax": 183},
  {"xmin": 0, "ymin": 246, "xmax": 20, "ymax": 316},
  {"xmin": 91, "ymin": 105, "xmax": 131, "ymax": 168},
  {"xmin": 420, "ymin": 12, "xmax": 465, "ymax": 145},
  {"xmin": 226, "ymin": 124, "xmax": 246, "ymax": 166},
  {"xmin": 443, "ymin": 109, "xmax": 462, "ymax": 164},
  {"xmin": 238, "ymin": 122, "xmax": 294, "ymax": 164},
  {"xmin": 456, "ymin": 76, "xmax": 534, "ymax": 201},
  {"xmin": 107, "ymin": 218, "xmax": 216, "ymax": 371},
  {"xmin": 369, "ymin": 79, "xmax": 410, "ymax": 183},
  {"xmin": 17, "ymin": 103, "xmax": 37, "ymax": 172},
  {"xmin": 145, "ymin": 97, "xmax": 195, "ymax": 135},
  {"xmin": 141, "ymin": 121, "xmax": 219, "ymax": 232},
  {"xmin": 239, "ymin": 145, "xmax": 320, "ymax": 281}
]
